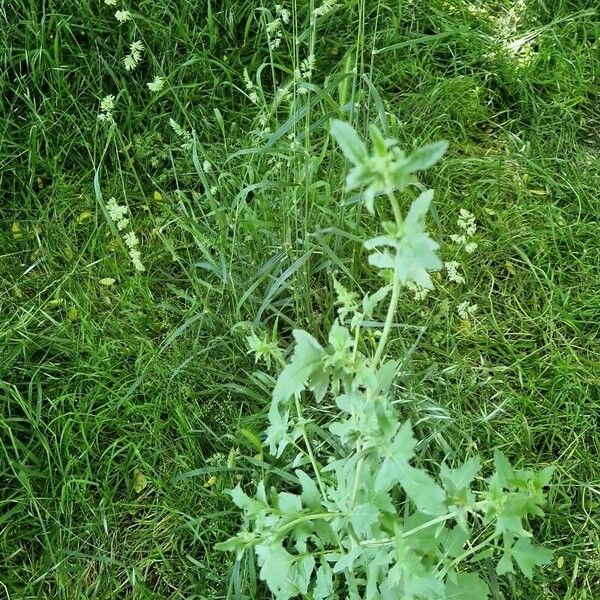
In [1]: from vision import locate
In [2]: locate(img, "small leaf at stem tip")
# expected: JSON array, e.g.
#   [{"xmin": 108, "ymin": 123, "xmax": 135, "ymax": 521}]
[{"xmin": 330, "ymin": 119, "xmax": 367, "ymax": 165}]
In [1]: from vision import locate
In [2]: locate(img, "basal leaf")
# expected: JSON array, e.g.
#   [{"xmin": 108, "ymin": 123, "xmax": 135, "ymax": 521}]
[
  {"xmin": 229, "ymin": 484, "xmax": 265, "ymax": 516},
  {"xmin": 511, "ymin": 538, "xmax": 553, "ymax": 578},
  {"xmin": 256, "ymin": 542, "xmax": 295, "ymax": 597},
  {"xmin": 373, "ymin": 359, "xmax": 399, "ymax": 395},
  {"xmin": 278, "ymin": 491, "xmax": 303, "ymax": 514},
  {"xmin": 256, "ymin": 543, "xmax": 315, "ymax": 598},
  {"xmin": 440, "ymin": 457, "xmax": 481, "ymax": 492},
  {"xmin": 398, "ymin": 464, "xmax": 447, "ymax": 516},
  {"xmin": 445, "ymin": 572, "xmax": 490, "ymax": 599},
  {"xmin": 265, "ymin": 405, "xmax": 292, "ymax": 457},
  {"xmin": 374, "ymin": 421, "xmax": 417, "ymax": 492},
  {"xmin": 313, "ymin": 562, "xmax": 334, "ymax": 600},
  {"xmin": 333, "ymin": 546, "xmax": 362, "ymax": 573},
  {"xmin": 295, "ymin": 469, "xmax": 322, "ymax": 509},
  {"xmin": 350, "ymin": 503, "xmax": 380, "ymax": 537},
  {"xmin": 495, "ymin": 551, "xmax": 514, "ymax": 576}
]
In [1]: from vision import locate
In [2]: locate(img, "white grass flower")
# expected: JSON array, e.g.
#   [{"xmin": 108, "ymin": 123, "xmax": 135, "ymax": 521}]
[
  {"xmin": 276, "ymin": 87, "xmax": 292, "ymax": 102},
  {"xmin": 243, "ymin": 69, "xmax": 254, "ymax": 91},
  {"xmin": 407, "ymin": 281, "xmax": 430, "ymax": 301},
  {"xmin": 266, "ymin": 18, "xmax": 281, "ymax": 35},
  {"xmin": 457, "ymin": 300, "xmax": 478, "ymax": 320},
  {"xmin": 243, "ymin": 69, "xmax": 260, "ymax": 103},
  {"xmin": 106, "ymin": 197, "xmax": 128, "ymax": 222},
  {"xmin": 98, "ymin": 95, "xmax": 116, "ymax": 123},
  {"xmin": 115, "ymin": 10, "xmax": 131, "ymax": 22},
  {"xmin": 169, "ymin": 118, "xmax": 193, "ymax": 148},
  {"xmin": 451, "ymin": 208, "xmax": 477, "ymax": 249},
  {"xmin": 128, "ymin": 248, "xmax": 145, "ymax": 272},
  {"xmin": 123, "ymin": 41, "xmax": 144, "ymax": 71},
  {"xmin": 169, "ymin": 118, "xmax": 186, "ymax": 138},
  {"xmin": 445, "ymin": 260, "xmax": 465, "ymax": 284},
  {"xmin": 124, "ymin": 231, "xmax": 139, "ymax": 248},
  {"xmin": 458, "ymin": 208, "xmax": 477, "ymax": 235},
  {"xmin": 147, "ymin": 76, "xmax": 165, "ymax": 92},
  {"xmin": 210, "ymin": 186, "xmax": 218, "ymax": 196},
  {"xmin": 100, "ymin": 94, "xmax": 116, "ymax": 113},
  {"xmin": 450, "ymin": 233, "xmax": 467, "ymax": 245},
  {"xmin": 269, "ymin": 35, "xmax": 282, "ymax": 50},
  {"xmin": 203, "ymin": 160, "xmax": 212, "ymax": 173},
  {"xmin": 104, "ymin": 0, "xmax": 118, "ymax": 5},
  {"xmin": 123, "ymin": 55, "xmax": 137, "ymax": 71},
  {"xmin": 314, "ymin": 0, "xmax": 339, "ymax": 17},
  {"xmin": 300, "ymin": 53, "xmax": 316, "ymax": 79},
  {"xmin": 276, "ymin": 4, "xmax": 291, "ymax": 24}
]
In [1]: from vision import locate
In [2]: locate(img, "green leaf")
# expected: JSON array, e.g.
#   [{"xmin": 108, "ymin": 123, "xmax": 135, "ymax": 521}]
[
  {"xmin": 256, "ymin": 543, "xmax": 315, "ymax": 597},
  {"xmin": 440, "ymin": 526, "xmax": 469, "ymax": 558},
  {"xmin": 398, "ymin": 464, "xmax": 447, "ymax": 516},
  {"xmin": 228, "ymin": 484, "xmax": 265, "ymax": 516},
  {"xmin": 511, "ymin": 538, "xmax": 553, "ymax": 578},
  {"xmin": 272, "ymin": 329, "xmax": 326, "ymax": 405},
  {"xmin": 534, "ymin": 465, "xmax": 555, "ymax": 488},
  {"xmin": 365, "ymin": 191, "xmax": 442, "ymax": 289},
  {"xmin": 313, "ymin": 562, "xmax": 334, "ymax": 600},
  {"xmin": 440, "ymin": 457, "xmax": 481, "ymax": 492},
  {"xmin": 350, "ymin": 503, "xmax": 380, "ymax": 537},
  {"xmin": 214, "ymin": 535, "xmax": 245, "ymax": 554},
  {"xmin": 495, "ymin": 551, "xmax": 514, "ymax": 576},
  {"xmin": 330, "ymin": 119, "xmax": 367, "ymax": 165},
  {"xmin": 265, "ymin": 405, "xmax": 292, "ymax": 457},
  {"xmin": 403, "ymin": 140, "xmax": 448, "ymax": 172},
  {"xmin": 374, "ymin": 421, "xmax": 417, "ymax": 492},
  {"xmin": 296, "ymin": 469, "xmax": 322, "ymax": 509},
  {"xmin": 354, "ymin": 285, "xmax": 391, "ymax": 330},
  {"xmin": 441, "ymin": 457, "xmax": 480, "ymax": 521},
  {"xmin": 333, "ymin": 546, "xmax": 362, "ymax": 573},
  {"xmin": 278, "ymin": 491, "xmax": 302, "ymax": 514},
  {"xmin": 493, "ymin": 450, "xmax": 515, "ymax": 487},
  {"xmin": 373, "ymin": 359, "xmax": 399, "ymax": 395},
  {"xmin": 445, "ymin": 572, "xmax": 490, "ymax": 599},
  {"xmin": 368, "ymin": 124, "xmax": 388, "ymax": 156}
]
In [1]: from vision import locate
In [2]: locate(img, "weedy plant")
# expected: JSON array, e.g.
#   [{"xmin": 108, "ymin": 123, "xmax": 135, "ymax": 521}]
[{"xmin": 216, "ymin": 120, "xmax": 554, "ymax": 599}]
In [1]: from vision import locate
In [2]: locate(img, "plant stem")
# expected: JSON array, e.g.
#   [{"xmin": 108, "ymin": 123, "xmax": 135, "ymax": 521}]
[
  {"xmin": 372, "ymin": 191, "xmax": 403, "ymax": 368},
  {"xmin": 372, "ymin": 274, "xmax": 400, "ymax": 368},
  {"xmin": 295, "ymin": 394, "xmax": 327, "ymax": 499},
  {"xmin": 275, "ymin": 511, "xmax": 342, "ymax": 539}
]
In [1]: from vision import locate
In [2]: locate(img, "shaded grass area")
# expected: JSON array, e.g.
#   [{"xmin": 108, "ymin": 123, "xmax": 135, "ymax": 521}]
[{"xmin": 1, "ymin": 0, "xmax": 599, "ymax": 597}]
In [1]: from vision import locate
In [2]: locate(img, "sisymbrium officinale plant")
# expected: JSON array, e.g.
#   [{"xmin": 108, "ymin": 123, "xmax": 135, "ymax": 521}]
[{"xmin": 216, "ymin": 119, "xmax": 553, "ymax": 599}]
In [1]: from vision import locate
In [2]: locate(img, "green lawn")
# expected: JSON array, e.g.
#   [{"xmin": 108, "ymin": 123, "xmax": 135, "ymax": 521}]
[{"xmin": 1, "ymin": 0, "xmax": 599, "ymax": 598}]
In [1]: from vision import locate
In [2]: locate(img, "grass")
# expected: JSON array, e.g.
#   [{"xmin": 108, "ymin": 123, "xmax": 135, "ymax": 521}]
[{"xmin": 0, "ymin": 0, "xmax": 599, "ymax": 597}]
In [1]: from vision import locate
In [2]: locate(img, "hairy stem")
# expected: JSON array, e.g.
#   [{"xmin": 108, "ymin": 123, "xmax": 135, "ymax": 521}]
[
  {"xmin": 372, "ymin": 191, "xmax": 403, "ymax": 368},
  {"xmin": 295, "ymin": 395, "xmax": 327, "ymax": 499}
]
